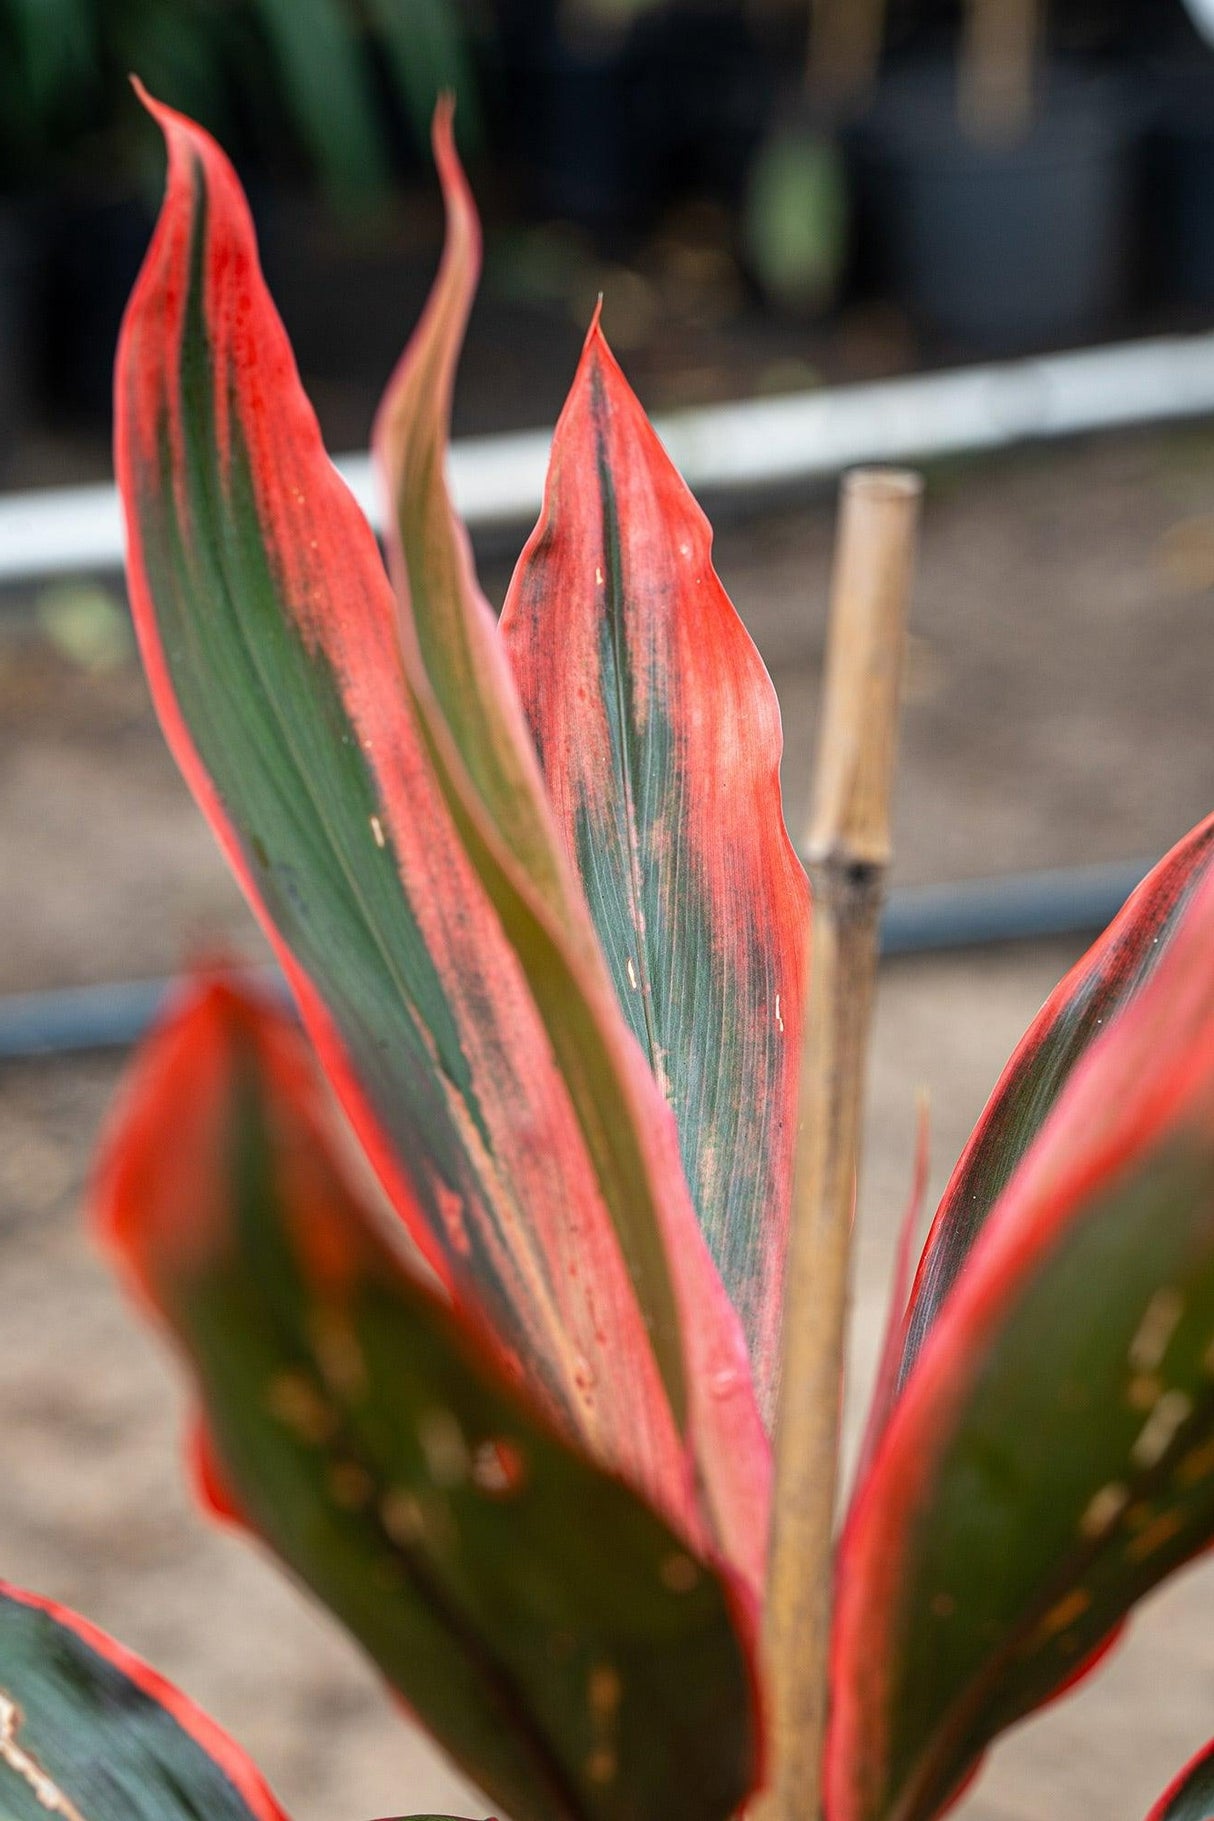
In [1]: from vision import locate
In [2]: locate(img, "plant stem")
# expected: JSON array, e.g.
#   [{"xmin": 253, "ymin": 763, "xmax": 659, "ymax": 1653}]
[
  {"xmin": 959, "ymin": 0, "xmax": 1041, "ymax": 142},
  {"xmin": 756, "ymin": 468, "xmax": 921, "ymax": 1821}
]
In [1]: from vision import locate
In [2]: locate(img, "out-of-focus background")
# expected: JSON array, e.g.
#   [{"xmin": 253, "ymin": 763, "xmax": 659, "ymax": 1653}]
[{"xmin": 5, "ymin": 2, "xmax": 1214, "ymax": 1817}]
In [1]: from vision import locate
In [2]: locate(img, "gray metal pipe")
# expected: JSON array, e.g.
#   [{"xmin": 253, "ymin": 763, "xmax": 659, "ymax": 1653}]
[{"xmin": 0, "ymin": 860, "xmax": 1150, "ymax": 1062}]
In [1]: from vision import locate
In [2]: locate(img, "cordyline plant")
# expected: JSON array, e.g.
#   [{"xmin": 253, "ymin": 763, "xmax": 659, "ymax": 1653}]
[{"xmin": 10, "ymin": 85, "xmax": 1214, "ymax": 1821}]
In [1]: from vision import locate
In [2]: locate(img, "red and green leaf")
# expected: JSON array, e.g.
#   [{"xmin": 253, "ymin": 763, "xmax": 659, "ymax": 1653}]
[
  {"xmin": 370, "ymin": 106, "xmax": 768, "ymax": 1576},
  {"xmin": 0, "ymin": 1580, "xmax": 288, "ymax": 1819},
  {"xmin": 498, "ymin": 316, "xmax": 809, "ymax": 1416},
  {"xmin": 114, "ymin": 90, "xmax": 766, "ymax": 1582},
  {"xmin": 95, "ymin": 974, "xmax": 760, "ymax": 1821},
  {"xmin": 898, "ymin": 814, "xmax": 1214, "ymax": 1387},
  {"xmin": 829, "ymin": 855, "xmax": 1214, "ymax": 1821},
  {"xmin": 1148, "ymin": 1742, "xmax": 1214, "ymax": 1820}
]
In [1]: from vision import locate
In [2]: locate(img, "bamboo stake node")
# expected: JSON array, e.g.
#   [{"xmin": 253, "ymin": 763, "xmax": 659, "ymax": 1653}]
[{"xmin": 756, "ymin": 465, "xmax": 922, "ymax": 1821}]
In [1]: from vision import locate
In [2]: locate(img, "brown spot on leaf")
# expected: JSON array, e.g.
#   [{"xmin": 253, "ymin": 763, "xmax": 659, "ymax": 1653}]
[
  {"xmin": 264, "ymin": 1372, "xmax": 335, "ymax": 1444},
  {"xmin": 418, "ymin": 1408, "xmax": 470, "ymax": 1488},
  {"xmin": 1177, "ymin": 1436, "xmax": 1214, "ymax": 1488},
  {"xmin": 1132, "ymin": 1390, "xmax": 1193, "ymax": 1468},
  {"xmin": 1125, "ymin": 1510, "xmax": 1186, "ymax": 1563},
  {"xmin": 380, "ymin": 1489, "xmax": 426, "ymax": 1546},
  {"xmin": 1129, "ymin": 1289, "xmax": 1185, "ymax": 1373},
  {"xmin": 588, "ymin": 1664, "xmax": 622, "ymax": 1720},
  {"xmin": 1036, "ymin": 1589, "xmax": 1092, "ymax": 1643},
  {"xmin": 585, "ymin": 1746, "xmax": 617, "ymax": 1785},
  {"xmin": 1127, "ymin": 1373, "xmax": 1164, "ymax": 1412},
  {"xmin": 327, "ymin": 1461, "xmax": 374, "ymax": 1510},
  {"xmin": 310, "ymin": 1310, "xmax": 367, "ymax": 1400},
  {"xmin": 660, "ymin": 1552, "xmax": 700, "ymax": 1593}
]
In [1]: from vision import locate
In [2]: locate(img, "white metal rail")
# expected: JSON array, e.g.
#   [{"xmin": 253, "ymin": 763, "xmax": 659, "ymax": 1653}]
[{"xmin": 4, "ymin": 330, "xmax": 1214, "ymax": 583}]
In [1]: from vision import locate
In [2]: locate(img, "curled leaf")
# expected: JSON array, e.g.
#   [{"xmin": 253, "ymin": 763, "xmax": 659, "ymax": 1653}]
[
  {"xmin": 95, "ymin": 974, "xmax": 761, "ymax": 1821},
  {"xmin": 374, "ymin": 108, "xmax": 769, "ymax": 1578}
]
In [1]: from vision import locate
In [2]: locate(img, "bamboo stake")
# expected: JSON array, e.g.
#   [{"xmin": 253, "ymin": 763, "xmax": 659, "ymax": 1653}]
[
  {"xmin": 960, "ymin": 0, "xmax": 1042, "ymax": 142},
  {"xmin": 756, "ymin": 468, "xmax": 922, "ymax": 1821},
  {"xmin": 807, "ymin": 0, "xmax": 887, "ymax": 107}
]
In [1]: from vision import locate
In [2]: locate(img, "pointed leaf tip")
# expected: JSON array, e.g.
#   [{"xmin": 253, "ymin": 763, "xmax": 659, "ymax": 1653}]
[
  {"xmin": 129, "ymin": 74, "xmax": 206, "ymax": 155},
  {"xmin": 373, "ymin": 89, "xmax": 771, "ymax": 1576},
  {"xmin": 501, "ymin": 303, "xmax": 810, "ymax": 1423},
  {"xmin": 115, "ymin": 91, "xmax": 727, "ymax": 1557},
  {"xmin": 430, "ymin": 89, "xmax": 458, "ymax": 157}
]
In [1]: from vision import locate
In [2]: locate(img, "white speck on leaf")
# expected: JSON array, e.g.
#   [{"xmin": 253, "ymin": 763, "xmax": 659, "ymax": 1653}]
[{"xmin": 1132, "ymin": 1390, "xmax": 1193, "ymax": 1468}]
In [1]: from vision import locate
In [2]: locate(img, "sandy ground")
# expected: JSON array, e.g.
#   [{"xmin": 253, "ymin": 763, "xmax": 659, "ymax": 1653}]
[{"xmin": 4, "ymin": 422, "xmax": 1214, "ymax": 1816}]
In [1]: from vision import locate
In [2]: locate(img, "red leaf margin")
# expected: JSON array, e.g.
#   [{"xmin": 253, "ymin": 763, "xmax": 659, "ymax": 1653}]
[
  {"xmin": 1145, "ymin": 1739, "xmax": 1214, "ymax": 1821},
  {"xmin": 369, "ymin": 104, "xmax": 773, "ymax": 1582},
  {"xmin": 828, "ymin": 854, "xmax": 1214, "ymax": 1821},
  {"xmin": 0, "ymin": 1580, "xmax": 289, "ymax": 1820},
  {"xmin": 113, "ymin": 86, "xmax": 771, "ymax": 1593},
  {"xmin": 91, "ymin": 969, "xmax": 767, "ymax": 1818},
  {"xmin": 113, "ymin": 81, "xmax": 449, "ymax": 1302},
  {"xmin": 499, "ymin": 312, "xmax": 811, "ymax": 1422},
  {"xmin": 899, "ymin": 813, "xmax": 1214, "ymax": 1384}
]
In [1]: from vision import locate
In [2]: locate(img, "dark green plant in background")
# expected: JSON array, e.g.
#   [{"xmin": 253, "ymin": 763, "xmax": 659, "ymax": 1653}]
[{"xmin": 0, "ymin": 0, "xmax": 483, "ymax": 197}]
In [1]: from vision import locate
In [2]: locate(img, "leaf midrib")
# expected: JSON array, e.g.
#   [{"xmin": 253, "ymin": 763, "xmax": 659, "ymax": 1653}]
[{"xmin": 592, "ymin": 373, "xmax": 662, "ymax": 1087}]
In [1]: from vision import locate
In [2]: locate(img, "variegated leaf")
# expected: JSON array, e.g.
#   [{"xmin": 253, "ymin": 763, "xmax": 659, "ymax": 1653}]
[
  {"xmin": 0, "ymin": 1581, "xmax": 288, "ymax": 1820},
  {"xmin": 95, "ymin": 974, "xmax": 760, "ymax": 1821},
  {"xmin": 114, "ymin": 91, "xmax": 767, "ymax": 1579},
  {"xmin": 1148, "ymin": 1741, "xmax": 1214, "ymax": 1820},
  {"xmin": 372, "ymin": 106, "xmax": 767, "ymax": 1574},
  {"xmin": 499, "ymin": 316, "xmax": 809, "ymax": 1417},
  {"xmin": 899, "ymin": 815, "xmax": 1214, "ymax": 1388},
  {"xmin": 830, "ymin": 856, "xmax": 1214, "ymax": 1821}
]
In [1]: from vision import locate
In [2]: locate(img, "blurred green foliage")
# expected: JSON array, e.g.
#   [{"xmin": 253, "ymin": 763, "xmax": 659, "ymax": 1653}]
[
  {"xmin": 0, "ymin": 0, "xmax": 482, "ymax": 197},
  {"xmin": 744, "ymin": 122, "xmax": 849, "ymax": 318}
]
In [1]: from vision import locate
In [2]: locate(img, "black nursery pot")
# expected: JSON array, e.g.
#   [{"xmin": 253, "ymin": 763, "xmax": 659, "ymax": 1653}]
[
  {"xmin": 500, "ymin": 17, "xmax": 641, "ymax": 235},
  {"xmin": 500, "ymin": 3, "xmax": 774, "ymax": 237},
  {"xmin": 0, "ymin": 201, "xmax": 36, "ymax": 476},
  {"xmin": 1146, "ymin": 60, "xmax": 1214, "ymax": 310},
  {"xmin": 852, "ymin": 62, "xmax": 1139, "ymax": 352},
  {"xmin": 39, "ymin": 187, "xmax": 158, "ymax": 426}
]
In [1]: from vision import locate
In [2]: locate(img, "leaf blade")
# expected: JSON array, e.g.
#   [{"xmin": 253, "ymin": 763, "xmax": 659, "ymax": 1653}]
[
  {"xmin": 1148, "ymin": 1742, "xmax": 1214, "ymax": 1821},
  {"xmin": 114, "ymin": 90, "xmax": 715, "ymax": 1552},
  {"xmin": 899, "ymin": 814, "xmax": 1214, "ymax": 1386},
  {"xmin": 499, "ymin": 317, "xmax": 810, "ymax": 1416},
  {"xmin": 372, "ymin": 111, "xmax": 770, "ymax": 1579},
  {"xmin": 829, "ymin": 855, "xmax": 1214, "ymax": 1821},
  {"xmin": 0, "ymin": 1581, "xmax": 288, "ymax": 1820},
  {"xmin": 94, "ymin": 974, "xmax": 761, "ymax": 1821}
]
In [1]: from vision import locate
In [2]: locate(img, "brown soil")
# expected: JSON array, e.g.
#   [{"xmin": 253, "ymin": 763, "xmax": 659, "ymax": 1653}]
[{"xmin": 4, "ymin": 422, "xmax": 1214, "ymax": 1817}]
